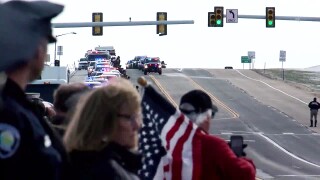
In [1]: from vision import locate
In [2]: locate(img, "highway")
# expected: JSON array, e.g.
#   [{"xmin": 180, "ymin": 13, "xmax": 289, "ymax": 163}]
[{"xmin": 71, "ymin": 68, "xmax": 320, "ymax": 179}]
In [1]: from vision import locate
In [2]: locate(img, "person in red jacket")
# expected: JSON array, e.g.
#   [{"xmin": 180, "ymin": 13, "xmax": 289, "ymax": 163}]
[{"xmin": 179, "ymin": 90, "xmax": 256, "ymax": 179}]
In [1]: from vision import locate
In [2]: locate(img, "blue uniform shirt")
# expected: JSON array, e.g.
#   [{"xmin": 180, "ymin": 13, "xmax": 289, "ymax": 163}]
[{"xmin": 0, "ymin": 78, "xmax": 66, "ymax": 180}]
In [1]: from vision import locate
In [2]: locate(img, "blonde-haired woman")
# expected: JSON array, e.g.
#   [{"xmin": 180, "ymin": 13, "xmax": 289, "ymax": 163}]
[{"xmin": 64, "ymin": 77, "xmax": 142, "ymax": 180}]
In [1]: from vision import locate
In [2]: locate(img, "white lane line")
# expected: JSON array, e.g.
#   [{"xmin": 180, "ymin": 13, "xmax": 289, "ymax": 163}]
[
  {"xmin": 221, "ymin": 132, "xmax": 233, "ymax": 135},
  {"xmin": 212, "ymin": 132, "xmax": 319, "ymax": 136},
  {"xmin": 225, "ymin": 139, "xmax": 256, "ymax": 142},
  {"xmin": 282, "ymin": 132, "xmax": 294, "ymax": 135},
  {"xmin": 235, "ymin": 70, "xmax": 308, "ymax": 105},
  {"xmin": 266, "ymin": 133, "xmax": 318, "ymax": 136},
  {"xmin": 258, "ymin": 132, "xmax": 320, "ymax": 168},
  {"xmin": 277, "ymin": 175, "xmax": 320, "ymax": 177},
  {"xmin": 188, "ymin": 76, "xmax": 213, "ymax": 79},
  {"xmin": 212, "ymin": 117, "xmax": 238, "ymax": 121}
]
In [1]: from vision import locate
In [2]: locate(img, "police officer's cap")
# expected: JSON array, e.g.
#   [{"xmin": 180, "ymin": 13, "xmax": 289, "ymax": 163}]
[{"xmin": 0, "ymin": 1, "xmax": 64, "ymax": 71}]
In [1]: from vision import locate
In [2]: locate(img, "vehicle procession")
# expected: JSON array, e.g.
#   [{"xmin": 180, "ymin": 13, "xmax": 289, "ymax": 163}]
[
  {"xmin": 79, "ymin": 46, "xmax": 167, "ymax": 89},
  {"xmin": 78, "ymin": 46, "xmax": 128, "ymax": 89}
]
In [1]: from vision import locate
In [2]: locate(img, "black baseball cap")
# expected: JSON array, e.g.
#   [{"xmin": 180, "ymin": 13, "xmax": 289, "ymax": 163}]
[{"xmin": 179, "ymin": 90, "xmax": 218, "ymax": 117}]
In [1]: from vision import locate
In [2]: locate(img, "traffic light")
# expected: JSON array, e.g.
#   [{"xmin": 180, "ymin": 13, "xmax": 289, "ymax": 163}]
[
  {"xmin": 157, "ymin": 12, "xmax": 167, "ymax": 36},
  {"xmin": 54, "ymin": 60, "xmax": 60, "ymax": 67},
  {"xmin": 266, "ymin": 7, "xmax": 275, "ymax": 28},
  {"xmin": 208, "ymin": 12, "xmax": 215, "ymax": 27},
  {"xmin": 92, "ymin": 12, "xmax": 103, "ymax": 36},
  {"xmin": 214, "ymin": 6, "xmax": 224, "ymax": 27}
]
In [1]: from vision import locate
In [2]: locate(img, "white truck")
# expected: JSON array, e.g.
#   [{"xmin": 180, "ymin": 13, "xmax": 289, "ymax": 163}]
[
  {"xmin": 78, "ymin": 58, "xmax": 89, "ymax": 70},
  {"xmin": 26, "ymin": 66, "xmax": 68, "ymax": 103},
  {"xmin": 95, "ymin": 46, "xmax": 116, "ymax": 56}
]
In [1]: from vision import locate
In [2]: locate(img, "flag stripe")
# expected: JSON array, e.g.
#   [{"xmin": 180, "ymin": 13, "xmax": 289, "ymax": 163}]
[
  {"xmin": 192, "ymin": 129, "xmax": 203, "ymax": 180},
  {"xmin": 172, "ymin": 119, "xmax": 194, "ymax": 180},
  {"xmin": 165, "ymin": 114, "xmax": 184, "ymax": 150},
  {"xmin": 160, "ymin": 112, "xmax": 181, "ymax": 150},
  {"xmin": 182, "ymin": 122, "xmax": 198, "ymax": 180},
  {"xmin": 139, "ymin": 85, "xmax": 202, "ymax": 180},
  {"xmin": 160, "ymin": 112, "xmax": 187, "ymax": 180},
  {"xmin": 163, "ymin": 163, "xmax": 169, "ymax": 172}
]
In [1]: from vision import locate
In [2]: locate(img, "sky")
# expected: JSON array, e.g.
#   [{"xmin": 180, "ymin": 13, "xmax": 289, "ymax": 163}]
[{"xmin": 3, "ymin": 0, "xmax": 320, "ymax": 69}]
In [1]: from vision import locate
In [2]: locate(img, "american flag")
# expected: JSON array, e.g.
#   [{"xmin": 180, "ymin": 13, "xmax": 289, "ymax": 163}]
[{"xmin": 138, "ymin": 85, "xmax": 202, "ymax": 180}]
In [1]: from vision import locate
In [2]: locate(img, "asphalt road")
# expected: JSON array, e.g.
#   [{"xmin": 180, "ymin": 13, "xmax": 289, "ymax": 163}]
[
  {"xmin": 207, "ymin": 69, "xmax": 318, "ymax": 133},
  {"xmin": 70, "ymin": 68, "xmax": 320, "ymax": 179}
]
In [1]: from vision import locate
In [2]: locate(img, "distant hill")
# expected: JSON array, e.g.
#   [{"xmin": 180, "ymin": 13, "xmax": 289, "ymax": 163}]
[{"xmin": 304, "ymin": 65, "xmax": 320, "ymax": 72}]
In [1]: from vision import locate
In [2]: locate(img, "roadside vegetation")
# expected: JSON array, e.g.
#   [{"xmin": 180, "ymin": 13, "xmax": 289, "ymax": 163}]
[{"xmin": 252, "ymin": 68, "xmax": 320, "ymax": 96}]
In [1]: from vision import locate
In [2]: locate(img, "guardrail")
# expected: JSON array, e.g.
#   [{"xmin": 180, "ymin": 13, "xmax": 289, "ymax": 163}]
[{"xmin": 67, "ymin": 64, "xmax": 78, "ymax": 83}]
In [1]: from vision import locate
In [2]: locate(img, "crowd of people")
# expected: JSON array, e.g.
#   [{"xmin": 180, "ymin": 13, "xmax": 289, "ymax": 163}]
[{"xmin": 0, "ymin": 1, "xmax": 257, "ymax": 179}]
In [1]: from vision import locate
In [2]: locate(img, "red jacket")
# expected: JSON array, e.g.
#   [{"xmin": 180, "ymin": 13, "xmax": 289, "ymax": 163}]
[{"xmin": 199, "ymin": 132, "xmax": 256, "ymax": 180}]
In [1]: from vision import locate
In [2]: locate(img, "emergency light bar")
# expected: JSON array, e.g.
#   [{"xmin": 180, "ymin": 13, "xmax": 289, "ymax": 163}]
[
  {"xmin": 95, "ymin": 58, "xmax": 106, "ymax": 61},
  {"xmin": 96, "ymin": 65, "xmax": 110, "ymax": 68}
]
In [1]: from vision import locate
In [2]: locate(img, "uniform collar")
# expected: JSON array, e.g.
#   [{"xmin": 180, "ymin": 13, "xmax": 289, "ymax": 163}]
[{"xmin": 3, "ymin": 78, "xmax": 31, "ymax": 108}]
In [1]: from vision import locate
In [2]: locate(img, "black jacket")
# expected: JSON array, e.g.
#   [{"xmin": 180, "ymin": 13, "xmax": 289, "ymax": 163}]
[
  {"xmin": 69, "ymin": 142, "xmax": 142, "ymax": 180},
  {"xmin": 308, "ymin": 101, "xmax": 320, "ymax": 110},
  {"xmin": 0, "ymin": 78, "xmax": 70, "ymax": 180}
]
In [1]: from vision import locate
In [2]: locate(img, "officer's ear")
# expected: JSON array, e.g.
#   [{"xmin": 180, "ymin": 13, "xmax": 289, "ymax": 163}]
[{"xmin": 33, "ymin": 39, "xmax": 48, "ymax": 63}]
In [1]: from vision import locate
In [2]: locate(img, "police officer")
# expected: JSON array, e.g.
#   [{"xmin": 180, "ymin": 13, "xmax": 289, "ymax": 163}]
[
  {"xmin": 308, "ymin": 97, "xmax": 320, "ymax": 127},
  {"xmin": 0, "ymin": 1, "xmax": 69, "ymax": 179},
  {"xmin": 115, "ymin": 56, "xmax": 121, "ymax": 67}
]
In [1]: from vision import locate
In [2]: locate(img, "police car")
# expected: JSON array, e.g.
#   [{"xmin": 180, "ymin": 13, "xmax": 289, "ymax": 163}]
[
  {"xmin": 95, "ymin": 62, "xmax": 112, "ymax": 72},
  {"xmin": 143, "ymin": 57, "xmax": 162, "ymax": 75},
  {"xmin": 84, "ymin": 77, "xmax": 102, "ymax": 89},
  {"xmin": 84, "ymin": 81, "xmax": 102, "ymax": 89},
  {"xmin": 87, "ymin": 72, "xmax": 110, "ymax": 83}
]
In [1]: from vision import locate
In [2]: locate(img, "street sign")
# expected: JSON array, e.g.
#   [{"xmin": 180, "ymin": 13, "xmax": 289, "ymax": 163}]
[
  {"xmin": 57, "ymin": 46, "xmax": 63, "ymax": 55},
  {"xmin": 280, "ymin": 50, "xmax": 286, "ymax": 62},
  {"xmin": 248, "ymin": 51, "xmax": 255, "ymax": 59},
  {"xmin": 241, "ymin": 56, "xmax": 251, "ymax": 63},
  {"xmin": 226, "ymin": 9, "xmax": 238, "ymax": 23}
]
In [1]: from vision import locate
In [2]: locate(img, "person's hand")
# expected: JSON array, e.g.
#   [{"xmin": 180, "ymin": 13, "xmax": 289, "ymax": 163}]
[
  {"xmin": 228, "ymin": 142, "xmax": 248, "ymax": 157},
  {"xmin": 240, "ymin": 144, "xmax": 247, "ymax": 157}
]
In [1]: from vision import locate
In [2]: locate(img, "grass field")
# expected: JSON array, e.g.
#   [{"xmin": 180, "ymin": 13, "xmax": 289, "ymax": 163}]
[{"xmin": 252, "ymin": 69, "xmax": 320, "ymax": 95}]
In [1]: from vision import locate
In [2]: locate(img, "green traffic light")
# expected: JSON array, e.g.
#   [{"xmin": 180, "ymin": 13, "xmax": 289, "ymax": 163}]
[
  {"xmin": 268, "ymin": 20, "xmax": 273, "ymax": 26},
  {"xmin": 216, "ymin": 19, "xmax": 222, "ymax": 25}
]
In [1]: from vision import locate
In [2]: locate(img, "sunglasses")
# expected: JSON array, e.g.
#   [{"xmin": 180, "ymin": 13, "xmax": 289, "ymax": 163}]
[
  {"xmin": 180, "ymin": 109, "xmax": 216, "ymax": 119},
  {"xmin": 117, "ymin": 113, "xmax": 142, "ymax": 122}
]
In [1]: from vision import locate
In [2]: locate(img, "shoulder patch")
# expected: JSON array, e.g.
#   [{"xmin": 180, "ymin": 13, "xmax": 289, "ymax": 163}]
[{"xmin": 0, "ymin": 123, "xmax": 20, "ymax": 159}]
